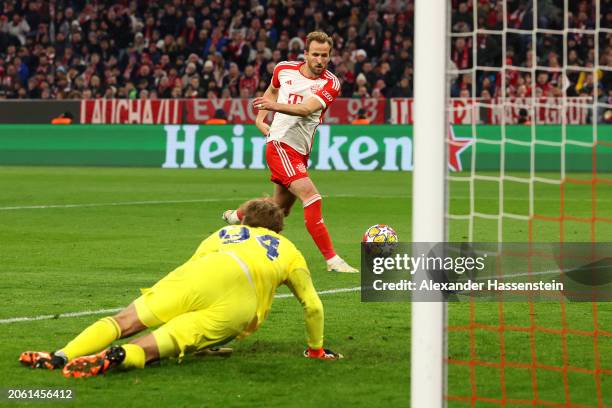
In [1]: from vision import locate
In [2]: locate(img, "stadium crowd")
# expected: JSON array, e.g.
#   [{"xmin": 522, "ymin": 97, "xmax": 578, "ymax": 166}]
[
  {"xmin": 0, "ymin": 0, "xmax": 610, "ymax": 117},
  {"xmin": 450, "ymin": 0, "xmax": 612, "ymax": 121}
]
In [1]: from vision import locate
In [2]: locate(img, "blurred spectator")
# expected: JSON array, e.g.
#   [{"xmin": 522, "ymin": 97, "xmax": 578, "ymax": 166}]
[
  {"xmin": 452, "ymin": 37, "xmax": 472, "ymax": 70},
  {"xmin": 51, "ymin": 111, "xmax": 73, "ymax": 124},
  {"xmin": 205, "ymin": 108, "xmax": 229, "ymax": 124},
  {"xmin": 517, "ymin": 108, "xmax": 531, "ymax": 125},
  {"xmin": 222, "ymin": 62, "xmax": 241, "ymax": 97},
  {"xmin": 185, "ymin": 77, "xmax": 206, "ymax": 98},
  {"xmin": 452, "ymin": 2, "xmax": 472, "ymax": 31},
  {"xmin": 1, "ymin": 14, "xmax": 30, "ymax": 46},
  {"xmin": 390, "ymin": 77, "xmax": 412, "ymax": 97},
  {"xmin": 239, "ymin": 65, "xmax": 258, "ymax": 97},
  {"xmin": 181, "ymin": 62, "xmax": 199, "ymax": 88},
  {"xmin": 351, "ymin": 109, "xmax": 370, "ymax": 125},
  {"xmin": 598, "ymin": 88, "xmax": 612, "ymax": 124}
]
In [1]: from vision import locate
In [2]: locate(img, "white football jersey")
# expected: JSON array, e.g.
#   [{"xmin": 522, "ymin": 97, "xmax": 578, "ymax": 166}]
[{"xmin": 267, "ymin": 61, "xmax": 340, "ymax": 155}]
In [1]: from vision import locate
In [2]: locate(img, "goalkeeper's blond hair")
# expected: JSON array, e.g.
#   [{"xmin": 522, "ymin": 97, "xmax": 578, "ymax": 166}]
[{"xmin": 239, "ymin": 199, "xmax": 284, "ymax": 233}]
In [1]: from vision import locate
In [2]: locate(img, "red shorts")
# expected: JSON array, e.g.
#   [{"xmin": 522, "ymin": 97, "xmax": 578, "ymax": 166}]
[{"xmin": 265, "ymin": 140, "xmax": 309, "ymax": 188}]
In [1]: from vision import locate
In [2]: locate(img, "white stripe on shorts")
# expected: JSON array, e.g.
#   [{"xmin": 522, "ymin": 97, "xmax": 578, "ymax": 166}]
[{"xmin": 273, "ymin": 141, "xmax": 295, "ymax": 177}]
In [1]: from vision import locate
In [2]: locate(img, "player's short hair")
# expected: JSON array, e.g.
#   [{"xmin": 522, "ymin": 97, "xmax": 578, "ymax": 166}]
[
  {"xmin": 239, "ymin": 198, "xmax": 284, "ymax": 233},
  {"xmin": 305, "ymin": 31, "xmax": 333, "ymax": 52}
]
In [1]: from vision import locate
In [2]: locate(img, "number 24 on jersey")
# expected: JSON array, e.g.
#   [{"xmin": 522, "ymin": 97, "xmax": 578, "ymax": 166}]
[{"xmin": 219, "ymin": 227, "xmax": 280, "ymax": 260}]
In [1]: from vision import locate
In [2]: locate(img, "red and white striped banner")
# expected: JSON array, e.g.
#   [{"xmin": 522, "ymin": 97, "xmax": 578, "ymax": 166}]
[
  {"xmin": 390, "ymin": 97, "xmax": 592, "ymax": 125},
  {"xmin": 79, "ymin": 97, "xmax": 591, "ymax": 125},
  {"xmin": 80, "ymin": 99, "xmax": 182, "ymax": 124}
]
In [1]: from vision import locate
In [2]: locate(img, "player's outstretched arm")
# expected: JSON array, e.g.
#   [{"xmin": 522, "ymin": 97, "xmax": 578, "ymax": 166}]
[
  {"xmin": 255, "ymin": 84, "xmax": 278, "ymax": 135},
  {"xmin": 286, "ymin": 271, "xmax": 324, "ymax": 348},
  {"xmin": 253, "ymin": 96, "xmax": 323, "ymax": 118}
]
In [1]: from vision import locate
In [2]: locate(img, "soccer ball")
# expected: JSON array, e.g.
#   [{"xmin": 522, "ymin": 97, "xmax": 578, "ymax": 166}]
[
  {"xmin": 362, "ymin": 224, "xmax": 398, "ymax": 243},
  {"xmin": 362, "ymin": 224, "xmax": 398, "ymax": 257}
]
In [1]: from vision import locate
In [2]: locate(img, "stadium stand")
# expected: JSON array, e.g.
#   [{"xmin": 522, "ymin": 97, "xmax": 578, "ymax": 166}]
[{"xmin": 0, "ymin": 0, "xmax": 609, "ymax": 123}]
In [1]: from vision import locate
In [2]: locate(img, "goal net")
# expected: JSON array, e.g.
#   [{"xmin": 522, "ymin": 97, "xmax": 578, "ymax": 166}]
[{"xmin": 444, "ymin": 0, "xmax": 612, "ymax": 406}]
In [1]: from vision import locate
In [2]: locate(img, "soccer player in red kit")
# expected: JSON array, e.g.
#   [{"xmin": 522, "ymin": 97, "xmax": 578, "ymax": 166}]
[{"xmin": 223, "ymin": 31, "xmax": 357, "ymax": 273}]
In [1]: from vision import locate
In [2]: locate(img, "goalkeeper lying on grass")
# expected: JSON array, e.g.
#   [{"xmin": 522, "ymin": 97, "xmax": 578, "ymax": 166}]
[{"xmin": 20, "ymin": 199, "xmax": 342, "ymax": 378}]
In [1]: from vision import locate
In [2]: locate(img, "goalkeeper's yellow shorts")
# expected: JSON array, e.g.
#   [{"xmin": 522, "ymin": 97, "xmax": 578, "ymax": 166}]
[{"xmin": 133, "ymin": 252, "xmax": 257, "ymax": 358}]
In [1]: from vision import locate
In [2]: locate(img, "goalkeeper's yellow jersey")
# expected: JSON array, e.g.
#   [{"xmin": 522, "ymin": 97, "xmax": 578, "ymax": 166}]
[{"xmin": 188, "ymin": 225, "xmax": 324, "ymax": 348}]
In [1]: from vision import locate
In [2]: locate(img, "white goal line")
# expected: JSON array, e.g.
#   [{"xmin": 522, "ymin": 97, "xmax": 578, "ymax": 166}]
[
  {"xmin": 0, "ymin": 195, "xmax": 412, "ymax": 211},
  {"xmin": 0, "ymin": 193, "xmax": 605, "ymax": 211},
  {"xmin": 0, "ymin": 286, "xmax": 361, "ymax": 325}
]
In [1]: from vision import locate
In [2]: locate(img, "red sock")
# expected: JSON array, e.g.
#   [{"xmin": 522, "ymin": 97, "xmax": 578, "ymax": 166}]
[
  {"xmin": 303, "ymin": 195, "xmax": 336, "ymax": 260},
  {"xmin": 236, "ymin": 209, "xmax": 244, "ymax": 220}
]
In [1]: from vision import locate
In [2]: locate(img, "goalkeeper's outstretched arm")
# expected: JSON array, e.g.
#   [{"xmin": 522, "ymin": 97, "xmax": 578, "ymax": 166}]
[
  {"xmin": 285, "ymin": 260, "xmax": 343, "ymax": 360},
  {"xmin": 285, "ymin": 268, "xmax": 324, "ymax": 350}
]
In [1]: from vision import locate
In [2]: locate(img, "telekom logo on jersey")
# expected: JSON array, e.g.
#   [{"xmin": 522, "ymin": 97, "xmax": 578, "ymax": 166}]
[
  {"xmin": 287, "ymin": 94, "xmax": 303, "ymax": 105},
  {"xmin": 161, "ymin": 125, "xmax": 413, "ymax": 171}
]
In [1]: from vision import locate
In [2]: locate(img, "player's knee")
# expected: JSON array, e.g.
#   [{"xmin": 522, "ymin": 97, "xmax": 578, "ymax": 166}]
[
  {"xmin": 283, "ymin": 206, "xmax": 292, "ymax": 217},
  {"xmin": 291, "ymin": 178, "xmax": 318, "ymax": 201},
  {"xmin": 301, "ymin": 187, "xmax": 319, "ymax": 200}
]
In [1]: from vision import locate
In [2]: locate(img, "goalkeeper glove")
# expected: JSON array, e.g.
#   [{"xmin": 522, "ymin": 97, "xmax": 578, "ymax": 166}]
[{"xmin": 303, "ymin": 347, "xmax": 343, "ymax": 360}]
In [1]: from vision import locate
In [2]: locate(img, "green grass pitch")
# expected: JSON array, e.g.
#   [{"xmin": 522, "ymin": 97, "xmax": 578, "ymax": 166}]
[{"xmin": 0, "ymin": 166, "xmax": 610, "ymax": 407}]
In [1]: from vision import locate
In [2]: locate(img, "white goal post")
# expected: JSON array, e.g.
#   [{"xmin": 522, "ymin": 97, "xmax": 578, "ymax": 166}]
[{"xmin": 411, "ymin": 0, "xmax": 448, "ymax": 407}]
